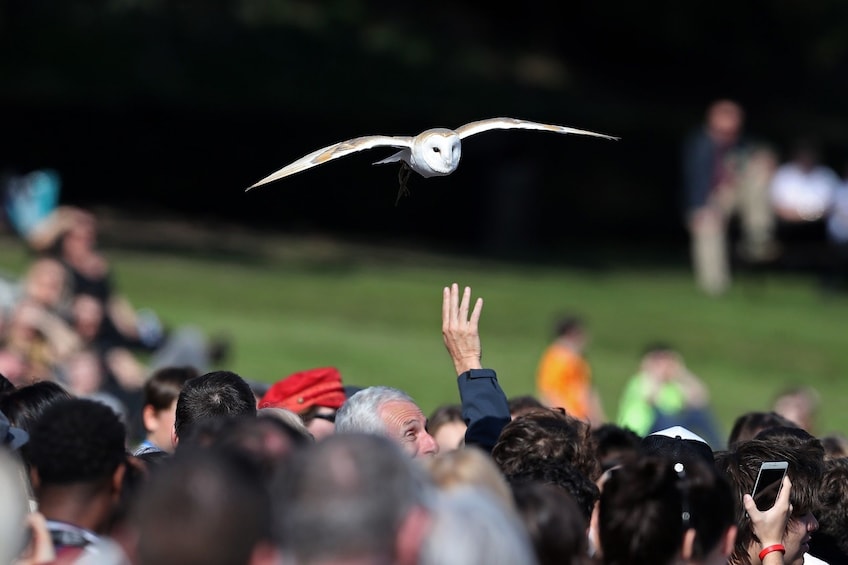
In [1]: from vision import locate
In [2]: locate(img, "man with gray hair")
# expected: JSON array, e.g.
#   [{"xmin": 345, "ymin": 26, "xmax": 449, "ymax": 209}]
[
  {"xmin": 336, "ymin": 386, "xmax": 438, "ymax": 458},
  {"xmin": 336, "ymin": 283, "xmax": 511, "ymax": 457}
]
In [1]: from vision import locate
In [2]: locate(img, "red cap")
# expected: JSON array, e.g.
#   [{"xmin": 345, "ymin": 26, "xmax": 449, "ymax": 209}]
[{"xmin": 259, "ymin": 367, "xmax": 346, "ymax": 413}]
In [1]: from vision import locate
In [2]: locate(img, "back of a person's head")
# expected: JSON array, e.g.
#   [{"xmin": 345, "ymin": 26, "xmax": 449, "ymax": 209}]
[
  {"xmin": 507, "ymin": 395, "xmax": 545, "ymax": 419},
  {"xmin": 512, "ymin": 481, "xmax": 589, "ymax": 565},
  {"xmin": 143, "ymin": 366, "xmax": 198, "ymax": 411},
  {"xmin": 132, "ymin": 446, "xmax": 273, "ymax": 565},
  {"xmin": 820, "ymin": 433, "xmax": 848, "ymax": 460},
  {"xmin": 419, "ymin": 486, "xmax": 538, "ymax": 565},
  {"xmin": 270, "ymin": 433, "xmax": 431, "ymax": 564},
  {"xmin": 507, "ymin": 460, "xmax": 599, "ymax": 521},
  {"xmin": 806, "ymin": 456, "xmax": 848, "ymax": 562},
  {"xmin": 727, "ymin": 411, "xmax": 798, "ymax": 447},
  {"xmin": 0, "ymin": 380, "xmax": 72, "ymax": 434},
  {"xmin": 599, "ymin": 455, "xmax": 734, "ymax": 565},
  {"xmin": 425, "ymin": 446, "xmax": 514, "ymax": 511},
  {"xmin": 174, "ymin": 371, "xmax": 256, "ymax": 440},
  {"xmin": 591, "ymin": 423, "xmax": 642, "ymax": 472},
  {"xmin": 334, "ymin": 385, "xmax": 414, "ymax": 436},
  {"xmin": 713, "ymin": 436, "xmax": 825, "ymax": 565},
  {"xmin": 492, "ymin": 408, "xmax": 601, "ymax": 482},
  {"xmin": 28, "ymin": 398, "xmax": 127, "ymax": 486},
  {"xmin": 204, "ymin": 414, "xmax": 310, "ymax": 481},
  {"xmin": 427, "ymin": 403, "xmax": 463, "ymax": 433}
]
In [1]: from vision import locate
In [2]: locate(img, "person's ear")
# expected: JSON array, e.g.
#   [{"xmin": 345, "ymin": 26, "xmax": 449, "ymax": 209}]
[
  {"xmin": 142, "ymin": 404, "xmax": 158, "ymax": 433},
  {"xmin": 111, "ymin": 462, "xmax": 127, "ymax": 501},
  {"xmin": 171, "ymin": 425, "xmax": 178, "ymax": 449},
  {"xmin": 29, "ymin": 467, "xmax": 41, "ymax": 492},
  {"xmin": 395, "ymin": 505, "xmax": 431, "ymax": 565},
  {"xmin": 721, "ymin": 525, "xmax": 737, "ymax": 557},
  {"xmin": 248, "ymin": 541, "xmax": 282, "ymax": 565},
  {"xmin": 681, "ymin": 528, "xmax": 697, "ymax": 561}
]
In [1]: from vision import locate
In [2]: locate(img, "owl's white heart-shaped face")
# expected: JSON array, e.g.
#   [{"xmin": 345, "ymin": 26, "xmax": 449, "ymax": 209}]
[{"xmin": 412, "ymin": 130, "xmax": 462, "ymax": 177}]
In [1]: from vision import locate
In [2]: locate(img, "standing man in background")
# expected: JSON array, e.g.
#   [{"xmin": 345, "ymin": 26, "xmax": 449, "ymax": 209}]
[{"xmin": 682, "ymin": 99, "xmax": 778, "ymax": 295}]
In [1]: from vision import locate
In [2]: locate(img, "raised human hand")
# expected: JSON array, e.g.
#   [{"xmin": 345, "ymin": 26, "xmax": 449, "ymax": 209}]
[{"xmin": 441, "ymin": 283, "xmax": 484, "ymax": 375}]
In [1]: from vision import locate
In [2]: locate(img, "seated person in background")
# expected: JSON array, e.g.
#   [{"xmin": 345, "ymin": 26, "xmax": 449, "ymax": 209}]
[
  {"xmin": 824, "ymin": 164, "xmax": 848, "ymax": 284},
  {"xmin": 617, "ymin": 343, "xmax": 722, "ymax": 447},
  {"xmin": 597, "ymin": 455, "xmax": 738, "ymax": 565},
  {"xmin": 259, "ymin": 366, "xmax": 347, "ymax": 441},
  {"xmin": 427, "ymin": 403, "xmax": 466, "ymax": 452},
  {"xmin": 771, "ymin": 385, "xmax": 820, "ymax": 435},
  {"xmin": 714, "ymin": 433, "xmax": 825, "ymax": 565},
  {"xmin": 770, "ymin": 139, "xmax": 838, "ymax": 224},
  {"xmin": 0, "ymin": 258, "xmax": 81, "ymax": 384},
  {"xmin": 134, "ymin": 365, "xmax": 198, "ymax": 455},
  {"xmin": 43, "ymin": 208, "xmax": 163, "ymax": 350}
]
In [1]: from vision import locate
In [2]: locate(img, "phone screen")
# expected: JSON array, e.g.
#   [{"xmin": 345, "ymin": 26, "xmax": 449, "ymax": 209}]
[{"xmin": 752, "ymin": 465, "xmax": 787, "ymax": 511}]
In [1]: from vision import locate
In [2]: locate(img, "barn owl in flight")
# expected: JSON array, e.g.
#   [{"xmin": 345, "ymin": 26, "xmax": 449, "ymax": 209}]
[{"xmin": 246, "ymin": 117, "xmax": 618, "ymax": 200}]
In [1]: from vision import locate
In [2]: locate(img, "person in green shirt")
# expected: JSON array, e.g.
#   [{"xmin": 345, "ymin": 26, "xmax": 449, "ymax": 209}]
[{"xmin": 617, "ymin": 343, "xmax": 723, "ymax": 447}]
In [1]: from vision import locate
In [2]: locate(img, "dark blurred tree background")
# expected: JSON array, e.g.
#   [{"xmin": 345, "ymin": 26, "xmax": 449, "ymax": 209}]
[{"xmin": 2, "ymin": 0, "xmax": 847, "ymax": 260}]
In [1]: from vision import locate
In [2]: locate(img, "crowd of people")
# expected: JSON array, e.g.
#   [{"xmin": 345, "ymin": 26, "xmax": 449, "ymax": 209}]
[{"xmin": 1, "ymin": 274, "xmax": 846, "ymax": 565}]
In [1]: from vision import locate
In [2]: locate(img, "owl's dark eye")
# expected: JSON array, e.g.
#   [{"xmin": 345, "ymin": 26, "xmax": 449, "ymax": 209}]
[{"xmin": 432, "ymin": 147, "xmax": 440, "ymax": 153}]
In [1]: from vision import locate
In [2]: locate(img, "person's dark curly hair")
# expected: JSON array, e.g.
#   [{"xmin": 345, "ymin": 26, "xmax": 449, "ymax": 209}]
[
  {"xmin": 507, "ymin": 460, "xmax": 600, "ymax": 520},
  {"xmin": 492, "ymin": 408, "xmax": 601, "ymax": 482},
  {"xmin": 28, "ymin": 398, "xmax": 127, "ymax": 485},
  {"xmin": 807, "ymin": 457, "xmax": 848, "ymax": 561}
]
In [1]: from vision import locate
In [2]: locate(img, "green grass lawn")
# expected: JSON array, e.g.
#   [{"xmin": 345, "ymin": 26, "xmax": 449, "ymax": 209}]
[{"xmin": 1, "ymin": 232, "xmax": 846, "ymax": 440}]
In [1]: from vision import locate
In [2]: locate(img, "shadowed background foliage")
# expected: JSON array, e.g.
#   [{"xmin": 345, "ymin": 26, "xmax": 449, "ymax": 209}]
[
  {"xmin": 2, "ymin": 1, "xmax": 848, "ymax": 436},
  {"xmin": 3, "ymin": 0, "xmax": 848, "ymax": 257}
]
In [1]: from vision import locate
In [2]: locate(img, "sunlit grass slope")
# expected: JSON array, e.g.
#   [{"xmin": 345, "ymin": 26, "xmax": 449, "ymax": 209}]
[{"xmin": 1, "ymin": 234, "xmax": 845, "ymax": 439}]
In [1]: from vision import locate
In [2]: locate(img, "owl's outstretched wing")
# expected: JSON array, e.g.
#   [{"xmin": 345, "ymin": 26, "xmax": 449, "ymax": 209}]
[
  {"xmin": 246, "ymin": 135, "xmax": 415, "ymax": 191},
  {"xmin": 454, "ymin": 117, "xmax": 618, "ymax": 141}
]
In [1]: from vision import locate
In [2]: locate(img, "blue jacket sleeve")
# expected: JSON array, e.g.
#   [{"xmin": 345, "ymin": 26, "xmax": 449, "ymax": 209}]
[
  {"xmin": 457, "ymin": 368, "xmax": 511, "ymax": 454},
  {"xmin": 682, "ymin": 129, "xmax": 715, "ymax": 212}
]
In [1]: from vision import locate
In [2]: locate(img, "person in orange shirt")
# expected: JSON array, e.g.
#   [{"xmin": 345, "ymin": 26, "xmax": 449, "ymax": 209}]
[{"xmin": 536, "ymin": 315, "xmax": 605, "ymax": 426}]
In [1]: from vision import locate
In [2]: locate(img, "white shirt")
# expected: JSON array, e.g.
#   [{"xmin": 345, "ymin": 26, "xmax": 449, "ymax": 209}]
[{"xmin": 770, "ymin": 163, "xmax": 839, "ymax": 221}]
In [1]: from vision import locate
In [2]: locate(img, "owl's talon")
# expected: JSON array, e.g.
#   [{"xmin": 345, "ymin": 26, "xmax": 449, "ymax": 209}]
[{"xmin": 395, "ymin": 163, "xmax": 412, "ymax": 206}]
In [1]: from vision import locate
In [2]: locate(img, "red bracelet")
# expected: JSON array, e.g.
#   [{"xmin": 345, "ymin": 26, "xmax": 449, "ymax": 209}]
[{"xmin": 759, "ymin": 544, "xmax": 786, "ymax": 561}]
